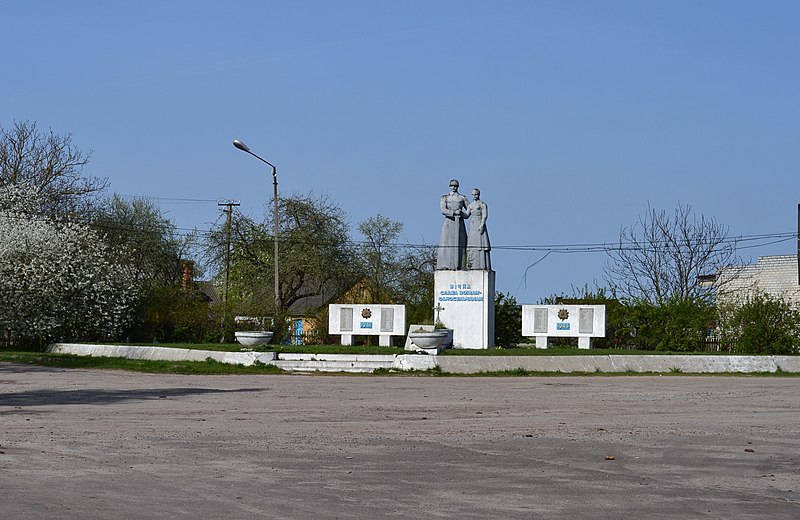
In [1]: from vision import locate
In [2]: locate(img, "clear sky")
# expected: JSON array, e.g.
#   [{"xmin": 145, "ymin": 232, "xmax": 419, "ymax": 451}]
[{"xmin": 4, "ymin": 0, "xmax": 799, "ymax": 303}]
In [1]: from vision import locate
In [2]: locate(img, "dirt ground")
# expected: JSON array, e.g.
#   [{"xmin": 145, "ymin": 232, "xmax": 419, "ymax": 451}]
[{"xmin": 1, "ymin": 363, "xmax": 798, "ymax": 519}]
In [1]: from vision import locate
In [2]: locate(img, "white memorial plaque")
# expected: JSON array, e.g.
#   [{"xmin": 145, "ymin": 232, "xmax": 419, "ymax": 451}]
[
  {"xmin": 329, "ymin": 304, "xmax": 406, "ymax": 347},
  {"xmin": 522, "ymin": 305, "xmax": 606, "ymax": 349}
]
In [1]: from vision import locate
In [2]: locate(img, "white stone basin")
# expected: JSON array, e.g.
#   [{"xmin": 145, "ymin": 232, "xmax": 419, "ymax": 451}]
[
  {"xmin": 235, "ymin": 331, "xmax": 274, "ymax": 346},
  {"xmin": 409, "ymin": 331, "xmax": 448, "ymax": 349}
]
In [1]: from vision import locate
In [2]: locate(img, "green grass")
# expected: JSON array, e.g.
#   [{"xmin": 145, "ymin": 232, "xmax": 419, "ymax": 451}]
[{"xmin": 0, "ymin": 350, "xmax": 285, "ymax": 374}]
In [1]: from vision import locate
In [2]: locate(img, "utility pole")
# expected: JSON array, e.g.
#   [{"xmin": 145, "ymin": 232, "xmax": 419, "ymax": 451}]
[{"xmin": 219, "ymin": 200, "xmax": 240, "ymax": 342}]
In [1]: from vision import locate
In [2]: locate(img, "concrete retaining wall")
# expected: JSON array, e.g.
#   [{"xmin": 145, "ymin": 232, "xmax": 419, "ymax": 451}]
[
  {"xmin": 45, "ymin": 343, "xmax": 800, "ymax": 373},
  {"xmin": 436, "ymin": 355, "xmax": 800, "ymax": 374}
]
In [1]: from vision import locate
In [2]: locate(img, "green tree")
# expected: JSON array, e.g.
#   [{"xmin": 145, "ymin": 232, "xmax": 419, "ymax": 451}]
[
  {"xmin": 356, "ymin": 214, "xmax": 436, "ymax": 325},
  {"xmin": 357, "ymin": 214, "xmax": 404, "ymax": 303},
  {"xmin": 88, "ymin": 194, "xmax": 208, "ymax": 343},
  {"xmin": 209, "ymin": 193, "xmax": 360, "ymax": 342},
  {"xmin": 90, "ymin": 194, "xmax": 187, "ymax": 289},
  {"xmin": 395, "ymin": 245, "xmax": 436, "ymax": 325}
]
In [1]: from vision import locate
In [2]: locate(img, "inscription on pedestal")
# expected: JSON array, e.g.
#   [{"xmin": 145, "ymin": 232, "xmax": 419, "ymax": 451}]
[{"xmin": 434, "ymin": 270, "xmax": 495, "ymax": 349}]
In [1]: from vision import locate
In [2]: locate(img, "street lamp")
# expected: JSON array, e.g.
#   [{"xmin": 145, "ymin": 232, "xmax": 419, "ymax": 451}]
[{"xmin": 232, "ymin": 139, "xmax": 280, "ymax": 333}]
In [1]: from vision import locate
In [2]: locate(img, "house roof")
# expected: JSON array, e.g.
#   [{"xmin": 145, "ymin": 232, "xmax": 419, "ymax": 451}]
[{"xmin": 287, "ymin": 277, "xmax": 370, "ymax": 316}]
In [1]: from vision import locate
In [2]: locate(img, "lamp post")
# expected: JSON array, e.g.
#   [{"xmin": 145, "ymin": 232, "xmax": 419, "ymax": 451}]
[{"xmin": 232, "ymin": 139, "xmax": 280, "ymax": 332}]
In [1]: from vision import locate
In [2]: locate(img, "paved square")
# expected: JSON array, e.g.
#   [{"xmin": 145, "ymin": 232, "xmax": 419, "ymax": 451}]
[{"xmin": 1, "ymin": 363, "xmax": 798, "ymax": 519}]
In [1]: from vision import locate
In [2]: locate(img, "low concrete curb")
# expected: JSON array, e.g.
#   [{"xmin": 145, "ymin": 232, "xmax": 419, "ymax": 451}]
[
  {"xmin": 436, "ymin": 354, "xmax": 800, "ymax": 374},
  {"xmin": 48, "ymin": 343, "xmax": 277, "ymax": 366},
  {"xmin": 46, "ymin": 343, "xmax": 799, "ymax": 374}
]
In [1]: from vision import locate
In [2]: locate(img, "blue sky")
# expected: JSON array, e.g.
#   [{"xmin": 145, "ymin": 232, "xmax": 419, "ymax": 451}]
[{"xmin": 4, "ymin": 0, "xmax": 799, "ymax": 303}]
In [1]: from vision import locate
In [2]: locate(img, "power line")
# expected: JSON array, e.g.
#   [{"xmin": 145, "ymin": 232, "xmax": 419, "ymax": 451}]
[
  {"xmin": 114, "ymin": 193, "xmax": 220, "ymax": 204},
  {"xmin": 1, "ymin": 210, "xmax": 797, "ymax": 255}
]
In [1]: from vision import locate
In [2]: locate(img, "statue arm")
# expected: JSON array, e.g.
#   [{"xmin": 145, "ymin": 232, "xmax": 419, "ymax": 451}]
[
  {"xmin": 458, "ymin": 195, "xmax": 469, "ymax": 218},
  {"xmin": 440, "ymin": 196, "xmax": 449, "ymax": 217}
]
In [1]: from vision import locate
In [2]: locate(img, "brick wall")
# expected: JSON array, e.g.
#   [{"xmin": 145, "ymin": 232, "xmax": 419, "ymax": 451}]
[{"xmin": 718, "ymin": 255, "xmax": 800, "ymax": 306}]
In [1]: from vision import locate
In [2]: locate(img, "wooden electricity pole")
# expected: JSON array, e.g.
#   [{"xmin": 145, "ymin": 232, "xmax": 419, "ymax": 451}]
[{"xmin": 219, "ymin": 200, "xmax": 240, "ymax": 342}]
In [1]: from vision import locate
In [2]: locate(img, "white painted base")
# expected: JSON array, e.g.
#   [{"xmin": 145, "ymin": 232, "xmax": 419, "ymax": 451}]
[
  {"xmin": 434, "ymin": 270, "xmax": 495, "ymax": 349},
  {"xmin": 340, "ymin": 334, "xmax": 393, "ymax": 346}
]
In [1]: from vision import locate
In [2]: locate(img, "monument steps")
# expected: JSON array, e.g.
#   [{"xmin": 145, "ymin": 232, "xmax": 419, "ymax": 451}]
[
  {"xmin": 273, "ymin": 353, "xmax": 396, "ymax": 372},
  {"xmin": 273, "ymin": 360, "xmax": 390, "ymax": 373}
]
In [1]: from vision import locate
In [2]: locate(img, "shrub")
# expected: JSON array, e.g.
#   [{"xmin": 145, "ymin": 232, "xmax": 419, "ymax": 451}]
[
  {"xmin": 495, "ymin": 292, "xmax": 522, "ymax": 347},
  {"xmin": 718, "ymin": 293, "xmax": 800, "ymax": 355}
]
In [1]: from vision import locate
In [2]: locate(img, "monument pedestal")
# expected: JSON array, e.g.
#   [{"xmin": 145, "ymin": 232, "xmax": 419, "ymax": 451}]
[{"xmin": 434, "ymin": 270, "xmax": 495, "ymax": 349}]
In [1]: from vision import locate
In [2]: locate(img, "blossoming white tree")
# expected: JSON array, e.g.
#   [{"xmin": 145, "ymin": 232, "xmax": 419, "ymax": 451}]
[{"xmin": 0, "ymin": 186, "xmax": 137, "ymax": 346}]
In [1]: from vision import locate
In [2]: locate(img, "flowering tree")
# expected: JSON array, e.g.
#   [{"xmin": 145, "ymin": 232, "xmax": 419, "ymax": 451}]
[{"xmin": 0, "ymin": 186, "xmax": 137, "ymax": 346}]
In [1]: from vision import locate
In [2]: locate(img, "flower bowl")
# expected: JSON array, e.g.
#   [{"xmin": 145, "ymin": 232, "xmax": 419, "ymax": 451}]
[
  {"xmin": 408, "ymin": 330, "xmax": 448, "ymax": 349},
  {"xmin": 235, "ymin": 331, "xmax": 274, "ymax": 347}
]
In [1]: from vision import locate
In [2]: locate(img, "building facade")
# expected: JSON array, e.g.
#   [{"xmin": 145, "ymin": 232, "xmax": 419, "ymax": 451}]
[{"xmin": 717, "ymin": 255, "xmax": 800, "ymax": 306}]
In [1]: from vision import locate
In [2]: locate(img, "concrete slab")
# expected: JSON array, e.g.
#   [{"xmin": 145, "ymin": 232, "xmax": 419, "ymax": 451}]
[
  {"xmin": 47, "ymin": 343, "xmax": 276, "ymax": 367},
  {"xmin": 0, "ymin": 365, "xmax": 798, "ymax": 519}
]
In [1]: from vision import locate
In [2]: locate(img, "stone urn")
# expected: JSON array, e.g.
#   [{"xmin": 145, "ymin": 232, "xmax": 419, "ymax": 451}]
[
  {"xmin": 235, "ymin": 331, "xmax": 274, "ymax": 347},
  {"xmin": 408, "ymin": 330, "xmax": 448, "ymax": 349}
]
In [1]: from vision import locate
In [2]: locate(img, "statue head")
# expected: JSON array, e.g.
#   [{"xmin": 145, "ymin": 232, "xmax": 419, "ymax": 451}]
[
  {"xmin": 449, "ymin": 179, "xmax": 459, "ymax": 192},
  {"xmin": 472, "ymin": 188, "xmax": 480, "ymax": 200}
]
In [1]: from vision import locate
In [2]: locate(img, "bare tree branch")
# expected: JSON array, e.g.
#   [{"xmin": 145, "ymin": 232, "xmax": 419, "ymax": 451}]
[
  {"xmin": 0, "ymin": 120, "xmax": 108, "ymax": 216},
  {"xmin": 605, "ymin": 203, "xmax": 738, "ymax": 305}
]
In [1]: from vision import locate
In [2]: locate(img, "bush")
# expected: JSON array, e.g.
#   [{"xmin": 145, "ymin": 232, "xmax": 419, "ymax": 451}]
[
  {"xmin": 719, "ymin": 293, "xmax": 800, "ymax": 355},
  {"xmin": 551, "ymin": 287, "xmax": 713, "ymax": 351},
  {"xmin": 495, "ymin": 292, "xmax": 522, "ymax": 347}
]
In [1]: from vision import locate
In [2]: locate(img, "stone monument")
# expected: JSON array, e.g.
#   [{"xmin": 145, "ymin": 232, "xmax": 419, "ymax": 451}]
[
  {"xmin": 433, "ymin": 180, "xmax": 495, "ymax": 349},
  {"xmin": 465, "ymin": 188, "xmax": 491, "ymax": 270},
  {"xmin": 436, "ymin": 179, "xmax": 469, "ymax": 270}
]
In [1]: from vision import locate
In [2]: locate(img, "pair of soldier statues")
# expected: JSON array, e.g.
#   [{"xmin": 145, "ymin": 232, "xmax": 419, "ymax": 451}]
[{"xmin": 436, "ymin": 179, "xmax": 491, "ymax": 271}]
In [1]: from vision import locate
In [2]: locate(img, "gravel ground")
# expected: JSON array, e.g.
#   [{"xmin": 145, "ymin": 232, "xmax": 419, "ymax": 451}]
[{"xmin": 1, "ymin": 363, "xmax": 798, "ymax": 519}]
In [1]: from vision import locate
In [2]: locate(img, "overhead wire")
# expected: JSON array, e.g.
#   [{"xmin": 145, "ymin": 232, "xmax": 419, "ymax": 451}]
[{"xmin": 1, "ymin": 206, "xmax": 796, "ymax": 255}]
